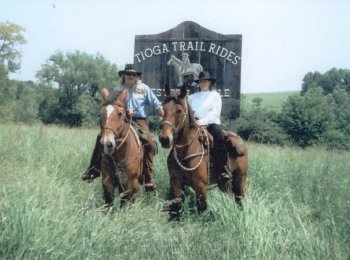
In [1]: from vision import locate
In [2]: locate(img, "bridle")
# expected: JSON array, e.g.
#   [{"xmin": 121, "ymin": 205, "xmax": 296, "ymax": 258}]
[
  {"xmin": 162, "ymin": 99, "xmax": 208, "ymax": 172},
  {"xmin": 100, "ymin": 104, "xmax": 142, "ymax": 192},
  {"xmin": 100, "ymin": 104, "xmax": 127, "ymax": 139},
  {"xmin": 162, "ymin": 100, "xmax": 188, "ymax": 138}
]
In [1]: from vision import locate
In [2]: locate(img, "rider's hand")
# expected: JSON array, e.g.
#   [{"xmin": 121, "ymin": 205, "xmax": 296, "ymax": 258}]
[
  {"xmin": 157, "ymin": 106, "xmax": 164, "ymax": 117},
  {"xmin": 127, "ymin": 109, "xmax": 134, "ymax": 118},
  {"xmin": 195, "ymin": 120, "xmax": 203, "ymax": 126}
]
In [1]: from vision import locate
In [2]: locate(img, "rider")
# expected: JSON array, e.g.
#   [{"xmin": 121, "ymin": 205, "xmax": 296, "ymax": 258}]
[
  {"xmin": 82, "ymin": 64, "xmax": 164, "ymax": 191},
  {"xmin": 188, "ymin": 71, "xmax": 230, "ymax": 181}
]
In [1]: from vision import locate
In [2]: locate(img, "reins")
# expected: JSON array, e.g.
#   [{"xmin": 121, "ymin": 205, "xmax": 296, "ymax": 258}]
[{"xmin": 165, "ymin": 99, "xmax": 209, "ymax": 173}]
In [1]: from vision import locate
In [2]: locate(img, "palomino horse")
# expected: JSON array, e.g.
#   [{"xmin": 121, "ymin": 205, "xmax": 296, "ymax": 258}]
[
  {"xmin": 99, "ymin": 88, "xmax": 143, "ymax": 206},
  {"xmin": 167, "ymin": 55, "xmax": 203, "ymax": 86},
  {"xmin": 158, "ymin": 84, "xmax": 248, "ymax": 219}
]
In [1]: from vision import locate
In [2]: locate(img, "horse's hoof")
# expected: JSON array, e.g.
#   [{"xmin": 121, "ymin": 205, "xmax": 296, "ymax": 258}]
[{"xmin": 168, "ymin": 212, "xmax": 181, "ymax": 221}]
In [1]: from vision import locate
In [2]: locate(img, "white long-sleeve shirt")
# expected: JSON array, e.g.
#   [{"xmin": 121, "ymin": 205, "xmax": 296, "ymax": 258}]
[{"xmin": 188, "ymin": 90, "xmax": 222, "ymax": 125}]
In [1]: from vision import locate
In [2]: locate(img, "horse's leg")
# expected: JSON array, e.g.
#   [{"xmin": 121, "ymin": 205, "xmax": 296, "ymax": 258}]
[
  {"xmin": 101, "ymin": 156, "xmax": 116, "ymax": 205},
  {"xmin": 169, "ymin": 176, "xmax": 183, "ymax": 220},
  {"xmin": 102, "ymin": 175, "xmax": 115, "ymax": 205},
  {"xmin": 120, "ymin": 177, "xmax": 139, "ymax": 208},
  {"xmin": 231, "ymin": 169, "xmax": 247, "ymax": 206},
  {"xmin": 193, "ymin": 180, "xmax": 208, "ymax": 215}
]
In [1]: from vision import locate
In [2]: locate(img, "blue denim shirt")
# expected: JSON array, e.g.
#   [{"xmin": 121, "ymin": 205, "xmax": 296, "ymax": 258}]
[{"xmin": 114, "ymin": 81, "xmax": 162, "ymax": 118}]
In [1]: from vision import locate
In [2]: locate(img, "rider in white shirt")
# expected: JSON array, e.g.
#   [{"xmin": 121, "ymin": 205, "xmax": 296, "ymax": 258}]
[{"xmin": 188, "ymin": 71, "xmax": 230, "ymax": 181}]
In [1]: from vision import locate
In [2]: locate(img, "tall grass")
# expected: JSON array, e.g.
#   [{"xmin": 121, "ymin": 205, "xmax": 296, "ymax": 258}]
[{"xmin": 1, "ymin": 124, "xmax": 349, "ymax": 259}]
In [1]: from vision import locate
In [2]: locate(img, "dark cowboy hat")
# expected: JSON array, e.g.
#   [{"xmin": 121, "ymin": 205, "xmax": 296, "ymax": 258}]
[
  {"xmin": 118, "ymin": 64, "xmax": 142, "ymax": 77},
  {"xmin": 194, "ymin": 71, "xmax": 216, "ymax": 84}
]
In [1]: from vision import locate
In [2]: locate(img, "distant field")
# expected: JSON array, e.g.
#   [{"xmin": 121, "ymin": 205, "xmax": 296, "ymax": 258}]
[{"xmin": 242, "ymin": 91, "xmax": 299, "ymax": 111}]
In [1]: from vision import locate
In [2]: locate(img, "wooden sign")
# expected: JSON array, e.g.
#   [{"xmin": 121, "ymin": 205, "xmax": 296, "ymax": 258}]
[{"xmin": 134, "ymin": 21, "xmax": 242, "ymax": 129}]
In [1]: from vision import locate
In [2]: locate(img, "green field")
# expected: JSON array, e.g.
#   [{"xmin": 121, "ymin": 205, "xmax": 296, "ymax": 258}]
[
  {"xmin": 242, "ymin": 91, "xmax": 299, "ymax": 111},
  {"xmin": 1, "ymin": 124, "xmax": 349, "ymax": 259}
]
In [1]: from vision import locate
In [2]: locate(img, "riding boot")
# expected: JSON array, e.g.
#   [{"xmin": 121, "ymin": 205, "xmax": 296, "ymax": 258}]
[
  {"xmin": 133, "ymin": 118, "xmax": 157, "ymax": 191},
  {"xmin": 215, "ymin": 147, "xmax": 230, "ymax": 181},
  {"xmin": 143, "ymin": 144, "xmax": 156, "ymax": 191},
  {"xmin": 208, "ymin": 124, "xmax": 230, "ymax": 181},
  {"xmin": 82, "ymin": 134, "xmax": 102, "ymax": 181}
]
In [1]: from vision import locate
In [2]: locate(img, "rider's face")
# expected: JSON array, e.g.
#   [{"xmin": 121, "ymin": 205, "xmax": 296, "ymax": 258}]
[
  {"xmin": 199, "ymin": 79, "xmax": 210, "ymax": 91},
  {"xmin": 123, "ymin": 73, "xmax": 137, "ymax": 87}
]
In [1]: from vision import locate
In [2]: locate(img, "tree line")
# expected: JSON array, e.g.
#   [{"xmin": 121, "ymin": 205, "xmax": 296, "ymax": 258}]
[
  {"xmin": 1, "ymin": 21, "xmax": 350, "ymax": 150},
  {"xmin": 237, "ymin": 69, "xmax": 350, "ymax": 150}
]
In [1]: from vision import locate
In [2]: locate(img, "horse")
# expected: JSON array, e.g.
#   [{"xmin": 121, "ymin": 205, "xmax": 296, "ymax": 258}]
[
  {"xmin": 99, "ymin": 88, "xmax": 144, "ymax": 207},
  {"xmin": 167, "ymin": 55, "xmax": 203, "ymax": 86},
  {"xmin": 158, "ymin": 84, "xmax": 248, "ymax": 219}
]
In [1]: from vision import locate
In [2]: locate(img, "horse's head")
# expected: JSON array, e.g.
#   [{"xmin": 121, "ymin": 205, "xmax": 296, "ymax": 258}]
[
  {"xmin": 99, "ymin": 87, "xmax": 128, "ymax": 154},
  {"xmin": 159, "ymin": 84, "xmax": 189, "ymax": 148}
]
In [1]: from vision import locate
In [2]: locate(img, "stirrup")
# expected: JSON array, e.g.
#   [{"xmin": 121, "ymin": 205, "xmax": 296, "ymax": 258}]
[
  {"xmin": 144, "ymin": 183, "xmax": 155, "ymax": 192},
  {"xmin": 220, "ymin": 166, "xmax": 231, "ymax": 180},
  {"xmin": 220, "ymin": 172, "xmax": 230, "ymax": 180},
  {"xmin": 81, "ymin": 167, "xmax": 100, "ymax": 181}
]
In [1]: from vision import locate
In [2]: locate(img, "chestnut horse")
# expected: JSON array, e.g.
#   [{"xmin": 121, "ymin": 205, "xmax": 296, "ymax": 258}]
[
  {"xmin": 99, "ymin": 88, "xmax": 143, "ymax": 206},
  {"xmin": 158, "ymin": 84, "xmax": 248, "ymax": 219}
]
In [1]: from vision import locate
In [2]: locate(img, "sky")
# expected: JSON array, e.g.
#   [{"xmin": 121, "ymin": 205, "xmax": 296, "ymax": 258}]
[{"xmin": 1, "ymin": 0, "xmax": 350, "ymax": 93}]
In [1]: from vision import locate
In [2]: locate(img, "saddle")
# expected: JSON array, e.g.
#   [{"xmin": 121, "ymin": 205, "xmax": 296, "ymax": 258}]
[
  {"xmin": 223, "ymin": 131, "xmax": 247, "ymax": 157},
  {"xmin": 198, "ymin": 127, "xmax": 246, "ymax": 157},
  {"xmin": 130, "ymin": 121, "xmax": 158, "ymax": 154}
]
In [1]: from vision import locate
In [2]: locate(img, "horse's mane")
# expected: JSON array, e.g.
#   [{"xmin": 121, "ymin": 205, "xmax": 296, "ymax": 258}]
[{"xmin": 163, "ymin": 94, "xmax": 197, "ymax": 128}]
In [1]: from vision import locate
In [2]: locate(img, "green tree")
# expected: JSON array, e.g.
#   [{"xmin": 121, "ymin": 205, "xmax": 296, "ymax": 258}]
[
  {"xmin": 301, "ymin": 68, "xmax": 350, "ymax": 95},
  {"xmin": 36, "ymin": 51, "xmax": 119, "ymax": 126},
  {"xmin": 0, "ymin": 21, "xmax": 26, "ymax": 73},
  {"xmin": 0, "ymin": 64, "xmax": 16, "ymax": 122},
  {"xmin": 279, "ymin": 88, "xmax": 333, "ymax": 147},
  {"xmin": 13, "ymin": 81, "xmax": 39, "ymax": 124},
  {"xmin": 252, "ymin": 97, "xmax": 263, "ymax": 106},
  {"xmin": 237, "ymin": 107, "xmax": 288, "ymax": 145},
  {"xmin": 37, "ymin": 85, "xmax": 59, "ymax": 124}
]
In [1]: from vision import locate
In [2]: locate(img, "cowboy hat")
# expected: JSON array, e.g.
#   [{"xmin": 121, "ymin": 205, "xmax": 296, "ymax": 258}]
[
  {"xmin": 118, "ymin": 64, "xmax": 142, "ymax": 77},
  {"xmin": 194, "ymin": 71, "xmax": 216, "ymax": 84}
]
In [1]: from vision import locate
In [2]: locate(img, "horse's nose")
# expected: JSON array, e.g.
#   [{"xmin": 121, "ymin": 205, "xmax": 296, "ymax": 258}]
[
  {"xmin": 101, "ymin": 135, "xmax": 115, "ymax": 154},
  {"xmin": 107, "ymin": 141, "xmax": 113, "ymax": 150},
  {"xmin": 159, "ymin": 135, "xmax": 170, "ymax": 148}
]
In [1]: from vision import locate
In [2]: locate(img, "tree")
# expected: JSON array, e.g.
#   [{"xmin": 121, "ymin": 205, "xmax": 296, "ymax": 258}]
[
  {"xmin": 13, "ymin": 81, "xmax": 39, "ymax": 124},
  {"xmin": 278, "ymin": 88, "xmax": 333, "ymax": 147},
  {"xmin": 237, "ymin": 107, "xmax": 288, "ymax": 145},
  {"xmin": 252, "ymin": 97, "xmax": 263, "ymax": 106},
  {"xmin": 0, "ymin": 21, "xmax": 26, "ymax": 73},
  {"xmin": 36, "ymin": 51, "xmax": 119, "ymax": 126},
  {"xmin": 301, "ymin": 68, "xmax": 350, "ymax": 95}
]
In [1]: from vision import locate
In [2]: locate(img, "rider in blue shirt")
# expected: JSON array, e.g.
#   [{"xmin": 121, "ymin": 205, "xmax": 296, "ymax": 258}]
[{"xmin": 82, "ymin": 64, "xmax": 164, "ymax": 191}]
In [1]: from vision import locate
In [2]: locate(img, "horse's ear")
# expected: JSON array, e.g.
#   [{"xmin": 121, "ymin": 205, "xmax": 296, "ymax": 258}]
[
  {"xmin": 165, "ymin": 84, "xmax": 171, "ymax": 96},
  {"xmin": 179, "ymin": 84, "xmax": 187, "ymax": 99},
  {"xmin": 116, "ymin": 89, "xmax": 128, "ymax": 104},
  {"xmin": 100, "ymin": 88, "xmax": 109, "ymax": 102}
]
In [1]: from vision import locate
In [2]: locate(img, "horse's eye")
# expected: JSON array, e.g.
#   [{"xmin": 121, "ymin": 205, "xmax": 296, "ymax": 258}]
[
  {"xmin": 117, "ymin": 112, "xmax": 123, "ymax": 117},
  {"xmin": 176, "ymin": 109, "xmax": 182, "ymax": 114}
]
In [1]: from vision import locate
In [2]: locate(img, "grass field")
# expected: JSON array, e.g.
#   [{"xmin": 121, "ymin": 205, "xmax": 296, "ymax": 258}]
[
  {"xmin": 242, "ymin": 91, "xmax": 299, "ymax": 111},
  {"xmin": 1, "ymin": 124, "xmax": 349, "ymax": 259}
]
